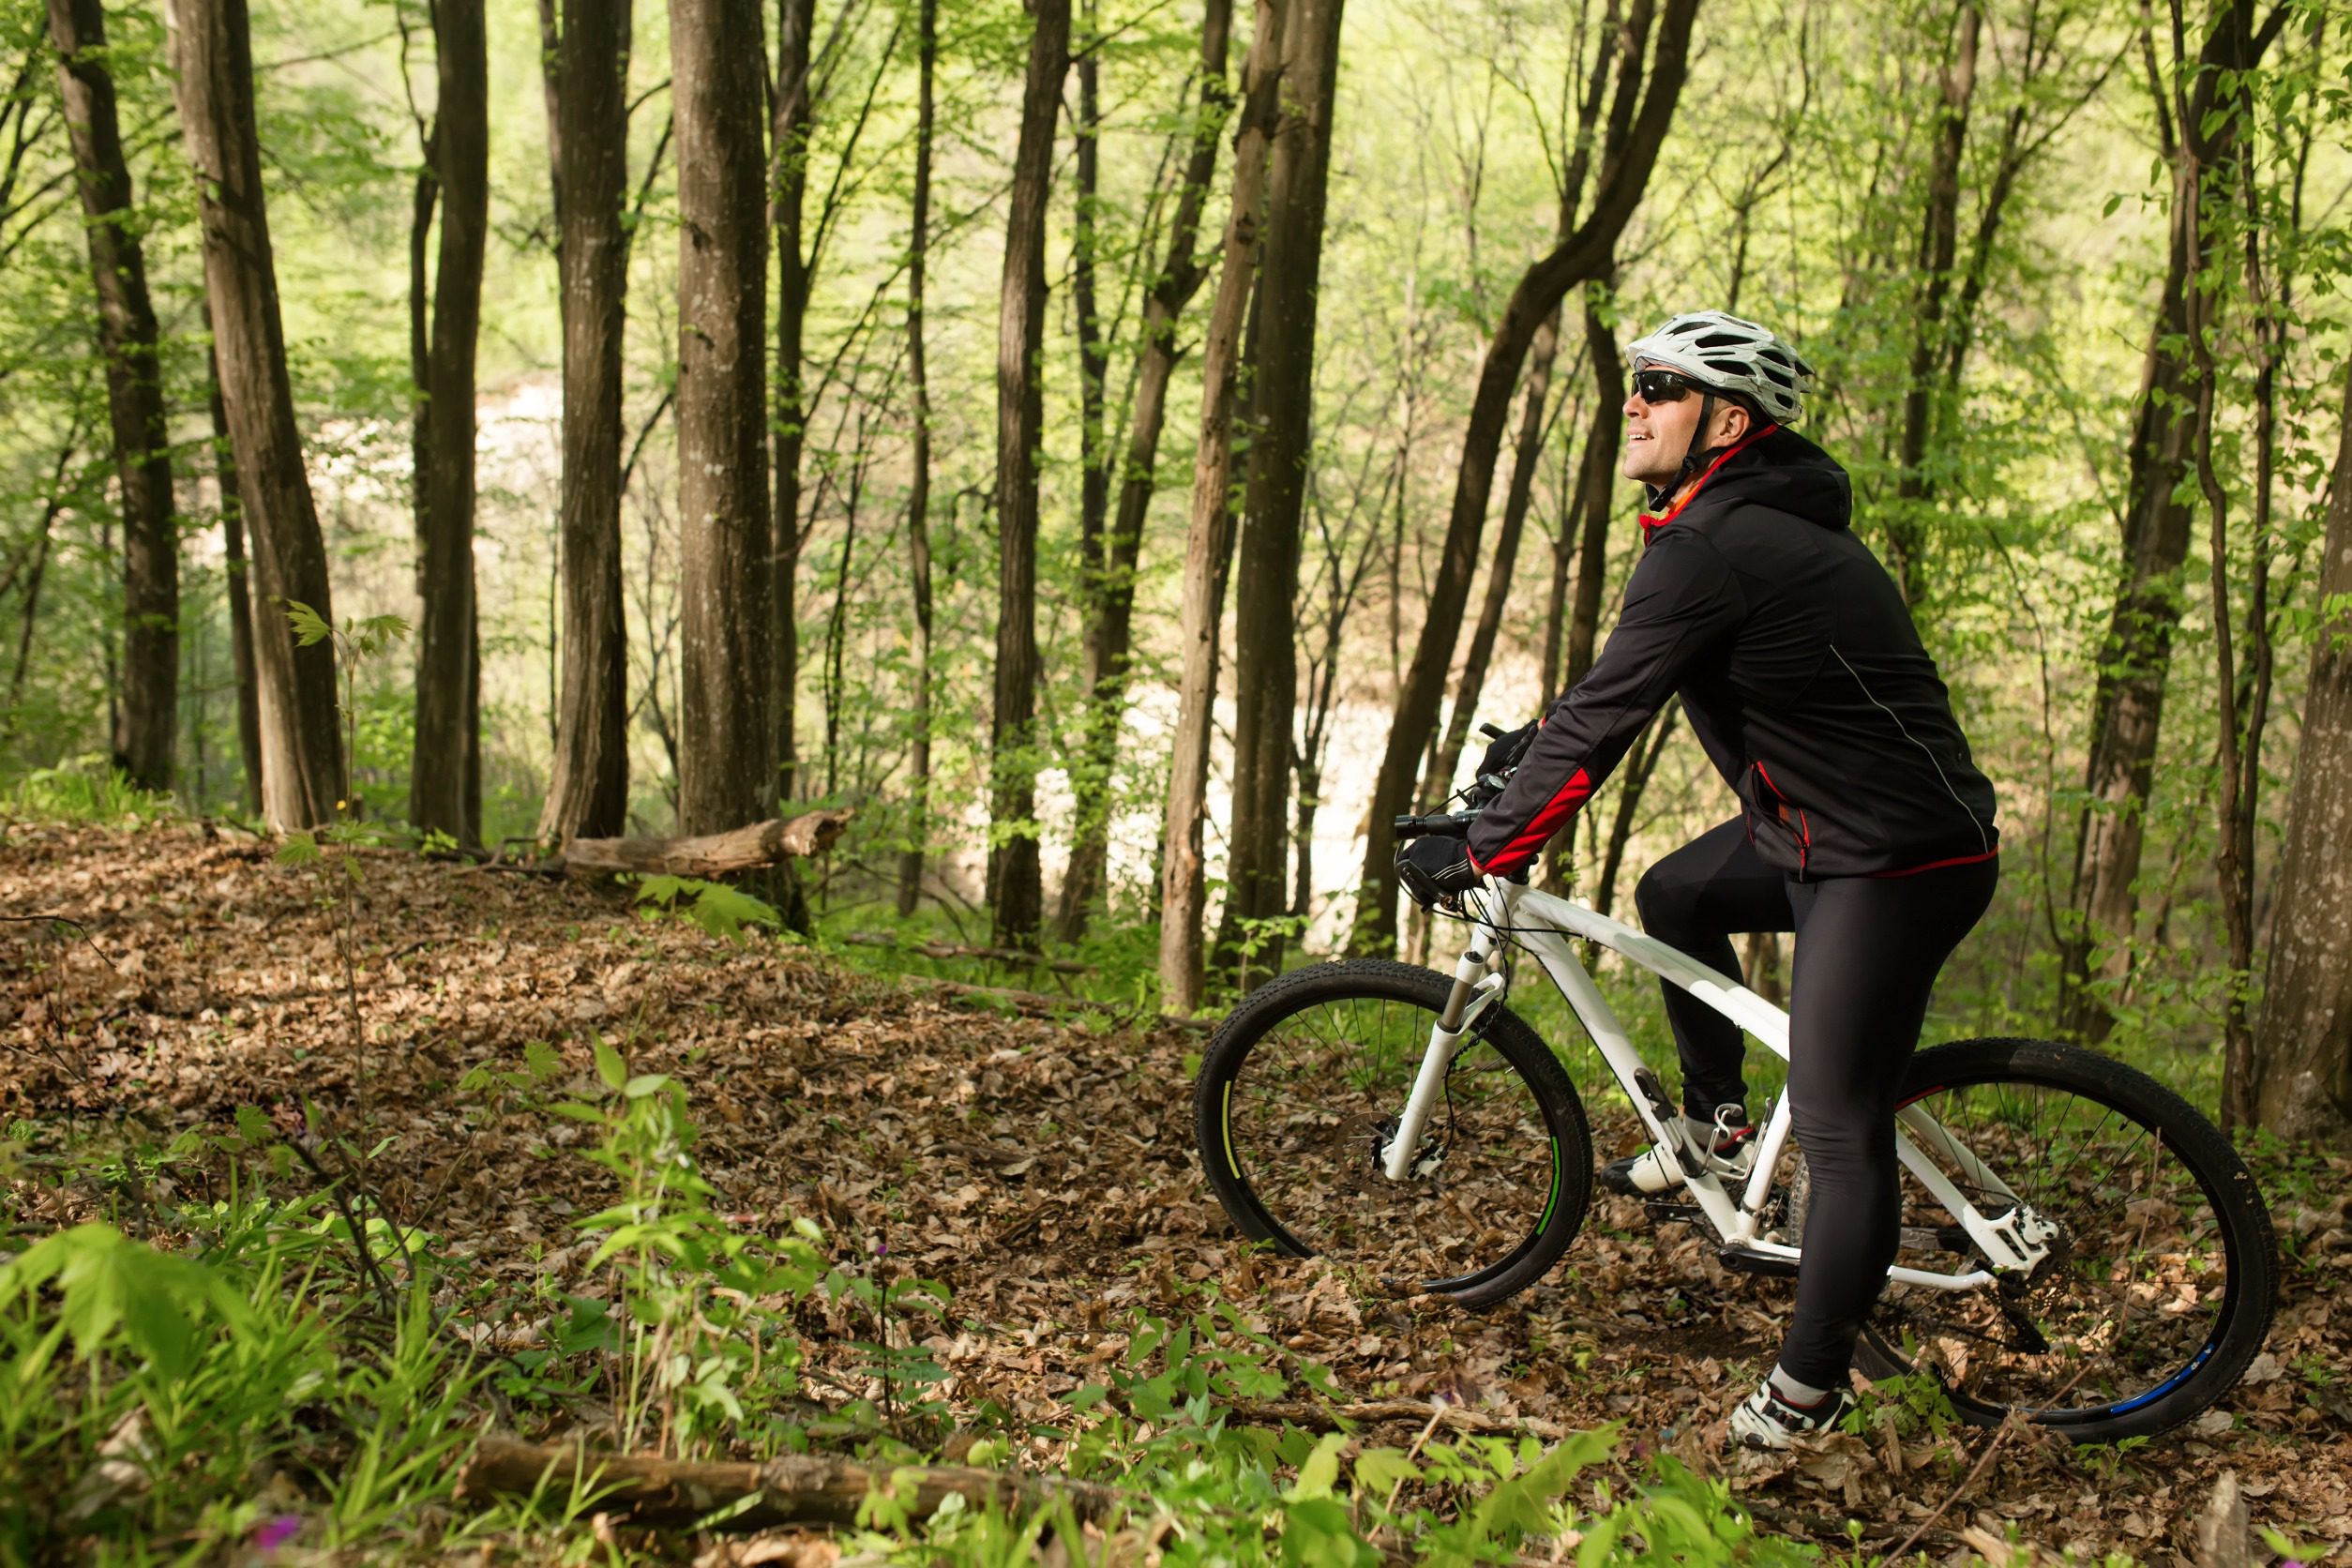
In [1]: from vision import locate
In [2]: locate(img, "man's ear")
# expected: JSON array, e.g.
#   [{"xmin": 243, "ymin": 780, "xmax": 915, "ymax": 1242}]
[{"xmin": 1714, "ymin": 400, "xmax": 1754, "ymax": 446}]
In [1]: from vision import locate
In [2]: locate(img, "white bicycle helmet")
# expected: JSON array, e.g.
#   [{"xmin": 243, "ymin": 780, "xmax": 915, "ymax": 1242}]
[{"xmin": 1625, "ymin": 310, "xmax": 1815, "ymax": 425}]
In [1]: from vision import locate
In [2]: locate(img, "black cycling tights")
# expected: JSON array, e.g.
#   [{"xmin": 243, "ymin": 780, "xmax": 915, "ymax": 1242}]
[{"xmin": 1634, "ymin": 817, "xmax": 1998, "ymax": 1390}]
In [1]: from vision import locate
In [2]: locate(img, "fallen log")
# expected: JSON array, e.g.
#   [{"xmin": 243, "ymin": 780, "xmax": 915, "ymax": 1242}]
[
  {"xmin": 455, "ymin": 1435, "xmax": 1127, "ymax": 1529},
  {"xmin": 563, "ymin": 810, "xmax": 854, "ymax": 878},
  {"xmin": 1199, "ymin": 1396, "xmax": 1574, "ymax": 1441},
  {"xmin": 844, "ymin": 931, "xmax": 1094, "ymax": 974}
]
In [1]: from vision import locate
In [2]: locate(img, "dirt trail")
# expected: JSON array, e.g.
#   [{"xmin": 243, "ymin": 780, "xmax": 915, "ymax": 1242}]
[{"xmin": 5, "ymin": 822, "xmax": 2349, "ymax": 1560}]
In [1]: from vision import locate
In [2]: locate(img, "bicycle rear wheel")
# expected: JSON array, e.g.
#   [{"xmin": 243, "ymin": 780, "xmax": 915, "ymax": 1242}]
[
  {"xmin": 1193, "ymin": 959, "xmax": 1592, "ymax": 1308},
  {"xmin": 1844, "ymin": 1038, "xmax": 2276, "ymax": 1442}
]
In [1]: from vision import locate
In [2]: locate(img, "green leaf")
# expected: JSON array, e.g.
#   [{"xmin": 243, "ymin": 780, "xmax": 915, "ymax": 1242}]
[
  {"xmin": 1351, "ymin": 1446, "xmax": 1421, "ymax": 1497},
  {"xmin": 593, "ymin": 1036, "xmax": 626, "ymax": 1092},
  {"xmin": 1287, "ymin": 1429, "xmax": 1349, "ymax": 1500},
  {"xmin": 523, "ymin": 1040, "xmax": 563, "ymax": 1082},
  {"xmin": 621, "ymin": 1073, "xmax": 671, "ymax": 1100},
  {"xmin": 234, "ymin": 1105, "xmax": 276, "ymax": 1148},
  {"xmin": 282, "ymin": 599, "xmax": 332, "ymax": 646},
  {"xmin": 1470, "ymin": 1425, "xmax": 1619, "ymax": 1542},
  {"xmin": 275, "ymin": 832, "xmax": 321, "ymax": 867}
]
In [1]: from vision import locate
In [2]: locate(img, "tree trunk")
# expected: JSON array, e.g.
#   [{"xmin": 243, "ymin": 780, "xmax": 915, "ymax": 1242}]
[
  {"xmin": 1059, "ymin": 1, "xmax": 1110, "ymax": 936},
  {"xmin": 769, "ymin": 0, "xmax": 814, "ymax": 806},
  {"xmin": 1215, "ymin": 0, "xmax": 1346, "ymax": 985},
  {"xmin": 985, "ymin": 0, "xmax": 1070, "ymax": 950},
  {"xmin": 896, "ymin": 0, "xmax": 937, "ymax": 918},
  {"xmin": 1057, "ymin": 0, "xmax": 1234, "ymax": 941},
  {"xmin": 1882, "ymin": 0, "xmax": 1979, "ymax": 611},
  {"xmin": 1353, "ymin": 0, "xmax": 1696, "ymax": 954},
  {"xmin": 1423, "ymin": 304, "xmax": 1561, "ymax": 807},
  {"xmin": 207, "ymin": 337, "xmax": 264, "ymax": 816},
  {"xmin": 671, "ymin": 0, "xmax": 773, "ymax": 835},
  {"xmin": 410, "ymin": 0, "xmax": 488, "ymax": 848},
  {"xmin": 1158, "ymin": 0, "xmax": 1283, "ymax": 1013},
  {"xmin": 50, "ymin": 0, "xmax": 175, "ymax": 794},
  {"xmin": 2058, "ymin": 0, "xmax": 2275, "ymax": 1041},
  {"xmin": 2251, "ymin": 359, "xmax": 2352, "ymax": 1140},
  {"xmin": 169, "ymin": 0, "xmax": 342, "ymax": 831},
  {"xmin": 538, "ymin": 0, "xmax": 634, "ymax": 846},
  {"xmin": 1561, "ymin": 290, "xmax": 1624, "ymax": 692}
]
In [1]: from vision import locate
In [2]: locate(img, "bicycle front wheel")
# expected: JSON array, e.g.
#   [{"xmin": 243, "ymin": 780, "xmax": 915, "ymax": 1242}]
[
  {"xmin": 1193, "ymin": 959, "xmax": 1592, "ymax": 1309},
  {"xmin": 1849, "ymin": 1037, "xmax": 2277, "ymax": 1441}
]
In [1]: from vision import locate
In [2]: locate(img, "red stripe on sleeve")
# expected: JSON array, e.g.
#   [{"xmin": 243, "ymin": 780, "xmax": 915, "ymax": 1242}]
[{"xmin": 1469, "ymin": 768, "xmax": 1592, "ymax": 878}]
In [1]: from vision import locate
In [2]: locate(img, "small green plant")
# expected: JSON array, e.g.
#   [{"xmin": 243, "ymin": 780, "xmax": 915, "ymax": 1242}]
[
  {"xmin": 632, "ymin": 872, "xmax": 789, "ymax": 943},
  {"xmin": 561, "ymin": 1034, "xmax": 822, "ymax": 1456}
]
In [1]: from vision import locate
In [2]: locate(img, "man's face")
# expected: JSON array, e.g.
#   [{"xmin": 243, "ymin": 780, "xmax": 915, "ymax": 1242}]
[{"xmin": 1621, "ymin": 361, "xmax": 1747, "ymax": 490}]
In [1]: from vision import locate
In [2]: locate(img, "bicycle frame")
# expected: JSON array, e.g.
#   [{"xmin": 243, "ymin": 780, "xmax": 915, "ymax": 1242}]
[{"xmin": 1381, "ymin": 880, "xmax": 2054, "ymax": 1293}]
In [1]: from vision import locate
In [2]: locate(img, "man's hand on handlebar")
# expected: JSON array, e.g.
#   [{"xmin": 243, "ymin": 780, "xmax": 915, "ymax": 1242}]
[{"xmin": 1396, "ymin": 835, "xmax": 1480, "ymax": 910}]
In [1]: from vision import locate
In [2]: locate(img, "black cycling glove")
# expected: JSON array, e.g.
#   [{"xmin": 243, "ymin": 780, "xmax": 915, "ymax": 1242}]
[
  {"xmin": 1397, "ymin": 836, "xmax": 1480, "ymax": 908},
  {"xmin": 1477, "ymin": 719, "xmax": 1539, "ymax": 779}
]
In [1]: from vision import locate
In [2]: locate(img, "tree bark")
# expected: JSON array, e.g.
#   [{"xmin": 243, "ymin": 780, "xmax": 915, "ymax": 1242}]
[
  {"xmin": 563, "ymin": 807, "xmax": 852, "ymax": 876},
  {"xmin": 206, "ymin": 336, "xmax": 264, "ymax": 816},
  {"xmin": 1158, "ymin": 0, "xmax": 1282, "ymax": 1012},
  {"xmin": 2252, "ymin": 359, "xmax": 2352, "ymax": 1140},
  {"xmin": 537, "ymin": 0, "xmax": 635, "ymax": 846},
  {"xmin": 50, "ymin": 0, "xmax": 175, "ymax": 793},
  {"xmin": 1060, "ymin": 1, "xmax": 1111, "ymax": 936},
  {"xmin": 986, "ymin": 0, "xmax": 1071, "ymax": 950},
  {"xmin": 769, "ymin": 0, "xmax": 815, "ymax": 806},
  {"xmin": 2057, "ymin": 0, "xmax": 2276, "ymax": 1041},
  {"xmin": 1214, "ymin": 0, "xmax": 1346, "ymax": 985},
  {"xmin": 1060, "ymin": 0, "xmax": 1235, "ymax": 941},
  {"xmin": 169, "ymin": 0, "xmax": 343, "ymax": 831},
  {"xmin": 896, "ymin": 0, "xmax": 937, "ymax": 918},
  {"xmin": 410, "ymin": 0, "xmax": 489, "ymax": 848},
  {"xmin": 1882, "ymin": 0, "xmax": 1980, "ymax": 611},
  {"xmin": 671, "ymin": 0, "xmax": 774, "ymax": 835},
  {"xmin": 1423, "ymin": 305, "xmax": 1561, "ymax": 807},
  {"xmin": 1352, "ymin": 0, "xmax": 1695, "ymax": 954},
  {"xmin": 1561, "ymin": 290, "xmax": 1624, "ymax": 693}
]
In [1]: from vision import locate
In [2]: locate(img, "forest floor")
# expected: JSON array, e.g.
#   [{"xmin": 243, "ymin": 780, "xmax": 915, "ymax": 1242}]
[{"xmin": 5, "ymin": 820, "xmax": 2351, "ymax": 1564}]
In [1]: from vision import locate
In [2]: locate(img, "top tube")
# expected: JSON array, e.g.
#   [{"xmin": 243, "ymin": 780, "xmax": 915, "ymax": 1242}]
[{"xmin": 1469, "ymin": 881, "xmax": 1793, "ymax": 1061}]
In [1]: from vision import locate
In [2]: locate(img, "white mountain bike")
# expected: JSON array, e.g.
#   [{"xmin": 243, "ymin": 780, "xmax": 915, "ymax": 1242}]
[{"xmin": 1192, "ymin": 807, "xmax": 2277, "ymax": 1443}]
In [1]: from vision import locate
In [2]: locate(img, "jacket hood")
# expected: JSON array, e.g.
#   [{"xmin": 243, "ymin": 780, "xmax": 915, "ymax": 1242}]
[{"xmin": 1699, "ymin": 427, "xmax": 1852, "ymax": 532}]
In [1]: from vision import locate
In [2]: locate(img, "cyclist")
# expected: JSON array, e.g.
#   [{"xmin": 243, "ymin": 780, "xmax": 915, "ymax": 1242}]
[{"xmin": 1397, "ymin": 309, "xmax": 1999, "ymax": 1449}]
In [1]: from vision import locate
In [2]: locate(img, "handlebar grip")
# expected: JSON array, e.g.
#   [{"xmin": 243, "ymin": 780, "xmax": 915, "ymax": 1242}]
[
  {"xmin": 1478, "ymin": 721, "xmax": 1509, "ymax": 741},
  {"xmin": 1394, "ymin": 811, "xmax": 1476, "ymax": 840}
]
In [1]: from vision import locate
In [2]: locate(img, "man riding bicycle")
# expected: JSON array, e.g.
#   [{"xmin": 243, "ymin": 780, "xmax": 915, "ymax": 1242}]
[{"xmin": 1398, "ymin": 309, "xmax": 2000, "ymax": 1449}]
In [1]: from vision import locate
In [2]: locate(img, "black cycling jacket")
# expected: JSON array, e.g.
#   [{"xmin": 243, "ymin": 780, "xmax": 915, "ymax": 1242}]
[{"xmin": 1466, "ymin": 424, "xmax": 1998, "ymax": 882}]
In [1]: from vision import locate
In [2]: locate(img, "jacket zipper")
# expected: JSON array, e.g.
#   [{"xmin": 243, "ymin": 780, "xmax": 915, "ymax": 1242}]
[{"xmin": 1753, "ymin": 761, "xmax": 1811, "ymax": 880}]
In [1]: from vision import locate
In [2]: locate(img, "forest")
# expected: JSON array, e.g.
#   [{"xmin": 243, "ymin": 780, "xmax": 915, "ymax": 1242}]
[{"xmin": 4, "ymin": 0, "xmax": 2352, "ymax": 1558}]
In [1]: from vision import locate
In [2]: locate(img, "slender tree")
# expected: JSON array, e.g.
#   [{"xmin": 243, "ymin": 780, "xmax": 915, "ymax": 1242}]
[
  {"xmin": 2057, "ymin": 0, "xmax": 2284, "ymax": 1039},
  {"xmin": 1060, "ymin": 0, "xmax": 1235, "ymax": 939},
  {"xmin": 896, "ymin": 0, "xmax": 937, "ymax": 916},
  {"xmin": 538, "ymin": 0, "xmax": 634, "ymax": 845},
  {"xmin": 2252, "ymin": 358, "xmax": 2352, "ymax": 1140},
  {"xmin": 169, "ymin": 0, "xmax": 342, "ymax": 830},
  {"xmin": 49, "ymin": 0, "xmax": 174, "ymax": 792},
  {"xmin": 986, "ymin": 0, "xmax": 1071, "ymax": 949},
  {"xmin": 770, "ymin": 0, "xmax": 815, "ymax": 804},
  {"xmin": 672, "ymin": 0, "xmax": 774, "ymax": 834},
  {"xmin": 1215, "ymin": 0, "xmax": 1346, "ymax": 982},
  {"xmin": 1159, "ymin": 0, "xmax": 1284, "ymax": 1011},
  {"xmin": 205, "ymin": 334, "xmax": 263, "ymax": 815},
  {"xmin": 1354, "ymin": 0, "xmax": 1698, "ymax": 952},
  {"xmin": 410, "ymin": 0, "xmax": 489, "ymax": 847}
]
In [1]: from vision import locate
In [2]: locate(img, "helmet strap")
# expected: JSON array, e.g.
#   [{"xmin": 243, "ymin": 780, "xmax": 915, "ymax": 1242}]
[{"xmin": 1645, "ymin": 389, "xmax": 1720, "ymax": 513}]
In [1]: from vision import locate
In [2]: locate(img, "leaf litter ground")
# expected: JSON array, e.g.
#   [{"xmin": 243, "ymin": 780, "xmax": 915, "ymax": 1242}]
[{"xmin": 5, "ymin": 822, "xmax": 2350, "ymax": 1562}]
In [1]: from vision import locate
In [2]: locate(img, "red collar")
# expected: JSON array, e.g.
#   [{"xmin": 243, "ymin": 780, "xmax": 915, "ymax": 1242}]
[{"xmin": 1639, "ymin": 423, "xmax": 1780, "ymax": 538}]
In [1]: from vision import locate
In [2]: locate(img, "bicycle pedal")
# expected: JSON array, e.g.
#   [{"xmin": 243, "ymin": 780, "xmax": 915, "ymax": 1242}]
[
  {"xmin": 1715, "ymin": 1244, "xmax": 1800, "ymax": 1279},
  {"xmin": 1643, "ymin": 1201, "xmax": 1705, "ymax": 1228}
]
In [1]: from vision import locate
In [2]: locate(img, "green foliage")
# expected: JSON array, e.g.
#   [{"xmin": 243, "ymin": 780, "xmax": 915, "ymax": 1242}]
[{"xmin": 633, "ymin": 873, "xmax": 788, "ymax": 944}]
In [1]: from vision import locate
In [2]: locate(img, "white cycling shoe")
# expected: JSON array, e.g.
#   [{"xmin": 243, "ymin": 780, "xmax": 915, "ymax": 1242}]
[
  {"xmin": 1600, "ymin": 1104, "xmax": 1756, "ymax": 1196},
  {"xmin": 1728, "ymin": 1378, "xmax": 1851, "ymax": 1449}
]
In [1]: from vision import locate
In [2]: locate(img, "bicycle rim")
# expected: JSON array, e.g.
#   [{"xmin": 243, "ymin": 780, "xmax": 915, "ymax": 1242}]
[
  {"xmin": 1206, "ymin": 978, "xmax": 1573, "ymax": 1299},
  {"xmin": 1858, "ymin": 1048, "xmax": 2266, "ymax": 1433}
]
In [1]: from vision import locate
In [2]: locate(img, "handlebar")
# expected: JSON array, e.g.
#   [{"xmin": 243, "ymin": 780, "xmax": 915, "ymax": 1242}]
[{"xmin": 1394, "ymin": 811, "xmax": 1477, "ymax": 840}]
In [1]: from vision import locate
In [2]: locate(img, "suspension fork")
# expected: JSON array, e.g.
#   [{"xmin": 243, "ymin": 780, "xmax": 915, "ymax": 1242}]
[{"xmin": 1380, "ymin": 941, "xmax": 1504, "ymax": 1182}]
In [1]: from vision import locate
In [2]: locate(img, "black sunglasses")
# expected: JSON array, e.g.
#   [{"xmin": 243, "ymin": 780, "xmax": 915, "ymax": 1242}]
[{"xmin": 1630, "ymin": 368, "xmax": 1703, "ymax": 404}]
